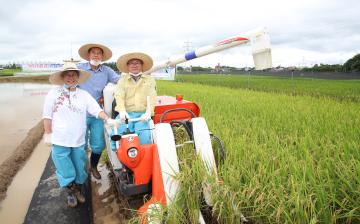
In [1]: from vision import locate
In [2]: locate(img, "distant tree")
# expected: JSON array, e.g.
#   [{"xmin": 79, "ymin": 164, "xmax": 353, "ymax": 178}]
[
  {"xmin": 301, "ymin": 63, "xmax": 342, "ymax": 72},
  {"xmin": 177, "ymin": 66, "xmax": 184, "ymax": 72},
  {"xmin": 103, "ymin": 62, "xmax": 119, "ymax": 73},
  {"xmin": 191, "ymin": 66, "xmax": 212, "ymax": 72},
  {"xmin": 343, "ymin": 53, "xmax": 360, "ymax": 72},
  {"xmin": 4, "ymin": 63, "xmax": 21, "ymax": 69},
  {"xmin": 221, "ymin": 66, "xmax": 238, "ymax": 71}
]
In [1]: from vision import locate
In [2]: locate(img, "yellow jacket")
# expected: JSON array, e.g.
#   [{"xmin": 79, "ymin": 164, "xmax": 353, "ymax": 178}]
[{"xmin": 114, "ymin": 73, "xmax": 157, "ymax": 115}]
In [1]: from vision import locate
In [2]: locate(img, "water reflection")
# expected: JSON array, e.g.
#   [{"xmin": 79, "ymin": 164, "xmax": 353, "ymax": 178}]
[
  {"xmin": 0, "ymin": 83, "xmax": 54, "ymax": 224},
  {"xmin": 0, "ymin": 83, "xmax": 53, "ymax": 101},
  {"xmin": 0, "ymin": 83, "xmax": 53, "ymax": 164}
]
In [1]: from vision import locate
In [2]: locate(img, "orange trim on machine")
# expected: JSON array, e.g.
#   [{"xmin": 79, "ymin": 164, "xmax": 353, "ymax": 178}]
[
  {"xmin": 132, "ymin": 144, "xmax": 154, "ymax": 185},
  {"xmin": 115, "ymin": 134, "xmax": 167, "ymax": 221},
  {"xmin": 116, "ymin": 135, "xmax": 142, "ymax": 169},
  {"xmin": 116, "ymin": 136, "xmax": 154, "ymax": 185},
  {"xmin": 138, "ymin": 145, "xmax": 167, "ymax": 223},
  {"xmin": 154, "ymin": 95, "xmax": 200, "ymax": 124},
  {"xmin": 114, "ymin": 95, "xmax": 202, "ymax": 223},
  {"xmin": 150, "ymin": 146, "xmax": 166, "ymax": 204}
]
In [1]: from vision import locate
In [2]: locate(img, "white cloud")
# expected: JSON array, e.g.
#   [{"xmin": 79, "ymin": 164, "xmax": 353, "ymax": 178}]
[{"xmin": 0, "ymin": 0, "xmax": 359, "ymax": 68}]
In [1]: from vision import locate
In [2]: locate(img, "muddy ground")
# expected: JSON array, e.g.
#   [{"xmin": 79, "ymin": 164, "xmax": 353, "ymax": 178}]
[
  {"xmin": 0, "ymin": 121, "xmax": 44, "ymax": 201},
  {"xmin": 0, "ymin": 75, "xmax": 48, "ymax": 200},
  {"xmin": 0, "ymin": 75, "xmax": 132, "ymax": 223},
  {"xmin": 91, "ymin": 164, "xmax": 133, "ymax": 224},
  {"xmin": 0, "ymin": 75, "xmax": 49, "ymax": 83}
]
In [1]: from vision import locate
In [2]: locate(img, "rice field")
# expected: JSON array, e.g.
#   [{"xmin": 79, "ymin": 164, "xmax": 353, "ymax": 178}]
[
  {"xmin": 0, "ymin": 68, "xmax": 20, "ymax": 76},
  {"xmin": 152, "ymin": 75, "xmax": 360, "ymax": 223},
  {"xmin": 176, "ymin": 74, "xmax": 360, "ymax": 102}
]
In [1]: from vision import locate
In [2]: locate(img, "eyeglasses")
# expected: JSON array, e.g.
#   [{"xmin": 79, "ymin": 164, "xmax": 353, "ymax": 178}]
[{"xmin": 127, "ymin": 61, "xmax": 142, "ymax": 66}]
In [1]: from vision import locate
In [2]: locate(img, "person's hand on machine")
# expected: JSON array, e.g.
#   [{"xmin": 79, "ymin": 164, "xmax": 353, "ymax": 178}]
[
  {"xmin": 140, "ymin": 111, "xmax": 151, "ymax": 122},
  {"xmin": 119, "ymin": 111, "xmax": 129, "ymax": 122},
  {"xmin": 106, "ymin": 118, "xmax": 119, "ymax": 128}
]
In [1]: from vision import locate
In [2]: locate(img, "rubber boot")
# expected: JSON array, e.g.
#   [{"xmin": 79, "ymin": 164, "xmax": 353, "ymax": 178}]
[
  {"xmin": 90, "ymin": 153, "xmax": 101, "ymax": 179},
  {"xmin": 66, "ymin": 184, "xmax": 78, "ymax": 208},
  {"xmin": 74, "ymin": 184, "xmax": 85, "ymax": 203}
]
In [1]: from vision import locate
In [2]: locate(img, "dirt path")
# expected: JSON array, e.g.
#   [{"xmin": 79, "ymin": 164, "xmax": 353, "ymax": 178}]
[
  {"xmin": 0, "ymin": 121, "xmax": 44, "ymax": 201},
  {"xmin": 0, "ymin": 135, "xmax": 50, "ymax": 224}
]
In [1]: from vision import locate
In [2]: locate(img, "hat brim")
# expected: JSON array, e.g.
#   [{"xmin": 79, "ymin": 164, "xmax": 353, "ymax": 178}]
[
  {"xmin": 49, "ymin": 69, "xmax": 91, "ymax": 85},
  {"xmin": 116, "ymin": 52, "xmax": 153, "ymax": 73},
  {"xmin": 78, "ymin": 43, "xmax": 112, "ymax": 61}
]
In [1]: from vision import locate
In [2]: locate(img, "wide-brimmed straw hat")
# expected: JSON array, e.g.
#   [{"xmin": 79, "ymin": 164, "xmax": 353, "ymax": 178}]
[
  {"xmin": 78, "ymin": 43, "xmax": 112, "ymax": 61},
  {"xmin": 49, "ymin": 61, "xmax": 91, "ymax": 85},
  {"xmin": 116, "ymin": 52, "xmax": 153, "ymax": 73}
]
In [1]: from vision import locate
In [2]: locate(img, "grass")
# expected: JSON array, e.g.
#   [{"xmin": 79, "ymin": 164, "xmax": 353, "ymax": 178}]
[
  {"xmin": 151, "ymin": 78, "xmax": 360, "ymax": 223},
  {"xmin": 176, "ymin": 74, "xmax": 360, "ymax": 102},
  {"xmin": 0, "ymin": 68, "xmax": 20, "ymax": 76},
  {"xmin": 109, "ymin": 74, "xmax": 360, "ymax": 223}
]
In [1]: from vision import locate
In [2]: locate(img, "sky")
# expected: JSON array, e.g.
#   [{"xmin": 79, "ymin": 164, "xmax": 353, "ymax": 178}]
[{"xmin": 0, "ymin": 0, "xmax": 359, "ymax": 68}]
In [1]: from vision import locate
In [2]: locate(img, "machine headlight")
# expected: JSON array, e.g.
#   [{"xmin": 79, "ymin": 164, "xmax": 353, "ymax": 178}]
[{"xmin": 127, "ymin": 147, "xmax": 138, "ymax": 158}]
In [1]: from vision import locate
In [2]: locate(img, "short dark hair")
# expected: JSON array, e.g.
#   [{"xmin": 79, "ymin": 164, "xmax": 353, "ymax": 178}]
[
  {"xmin": 88, "ymin": 47, "xmax": 104, "ymax": 54},
  {"xmin": 61, "ymin": 70, "xmax": 80, "ymax": 78}
]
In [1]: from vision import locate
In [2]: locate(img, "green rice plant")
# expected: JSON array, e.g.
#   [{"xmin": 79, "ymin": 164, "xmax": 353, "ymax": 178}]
[
  {"xmin": 127, "ymin": 133, "xmax": 209, "ymax": 223},
  {"xmin": 166, "ymin": 125, "xmax": 209, "ymax": 223},
  {"xmin": 0, "ymin": 68, "xmax": 20, "ymax": 76},
  {"xmin": 154, "ymin": 79, "xmax": 360, "ymax": 223},
  {"xmin": 176, "ymin": 74, "xmax": 360, "ymax": 103}
]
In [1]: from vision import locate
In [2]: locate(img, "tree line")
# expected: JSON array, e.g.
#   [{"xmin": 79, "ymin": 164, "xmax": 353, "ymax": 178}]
[
  {"xmin": 179, "ymin": 53, "xmax": 360, "ymax": 73},
  {"xmin": 301, "ymin": 53, "xmax": 359, "ymax": 72},
  {"xmin": 2, "ymin": 54, "xmax": 359, "ymax": 73}
]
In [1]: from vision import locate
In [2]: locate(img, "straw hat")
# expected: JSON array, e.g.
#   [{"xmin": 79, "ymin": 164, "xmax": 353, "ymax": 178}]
[
  {"xmin": 116, "ymin": 52, "xmax": 153, "ymax": 73},
  {"xmin": 49, "ymin": 61, "xmax": 91, "ymax": 85},
  {"xmin": 78, "ymin": 43, "xmax": 112, "ymax": 61}
]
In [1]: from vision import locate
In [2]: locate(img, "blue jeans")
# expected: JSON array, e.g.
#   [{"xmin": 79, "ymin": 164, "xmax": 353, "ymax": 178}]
[
  {"xmin": 51, "ymin": 144, "xmax": 88, "ymax": 187},
  {"xmin": 110, "ymin": 112, "xmax": 151, "ymax": 151},
  {"xmin": 85, "ymin": 116, "xmax": 105, "ymax": 155}
]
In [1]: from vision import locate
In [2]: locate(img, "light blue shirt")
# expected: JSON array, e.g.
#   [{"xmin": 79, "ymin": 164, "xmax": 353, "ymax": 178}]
[{"xmin": 78, "ymin": 62, "xmax": 119, "ymax": 102}]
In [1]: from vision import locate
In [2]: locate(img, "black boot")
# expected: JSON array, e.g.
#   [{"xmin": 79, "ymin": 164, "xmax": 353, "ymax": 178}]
[
  {"xmin": 66, "ymin": 183, "xmax": 78, "ymax": 207},
  {"xmin": 90, "ymin": 153, "xmax": 101, "ymax": 179}
]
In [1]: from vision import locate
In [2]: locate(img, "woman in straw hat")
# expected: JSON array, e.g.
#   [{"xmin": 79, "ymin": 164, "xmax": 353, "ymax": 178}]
[
  {"xmin": 77, "ymin": 43, "xmax": 119, "ymax": 180},
  {"xmin": 113, "ymin": 52, "xmax": 157, "ymax": 146},
  {"xmin": 43, "ymin": 60, "xmax": 117, "ymax": 207}
]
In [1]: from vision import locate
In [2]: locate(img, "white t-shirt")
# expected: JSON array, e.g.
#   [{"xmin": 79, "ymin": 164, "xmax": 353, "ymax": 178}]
[{"xmin": 43, "ymin": 86, "xmax": 103, "ymax": 147}]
